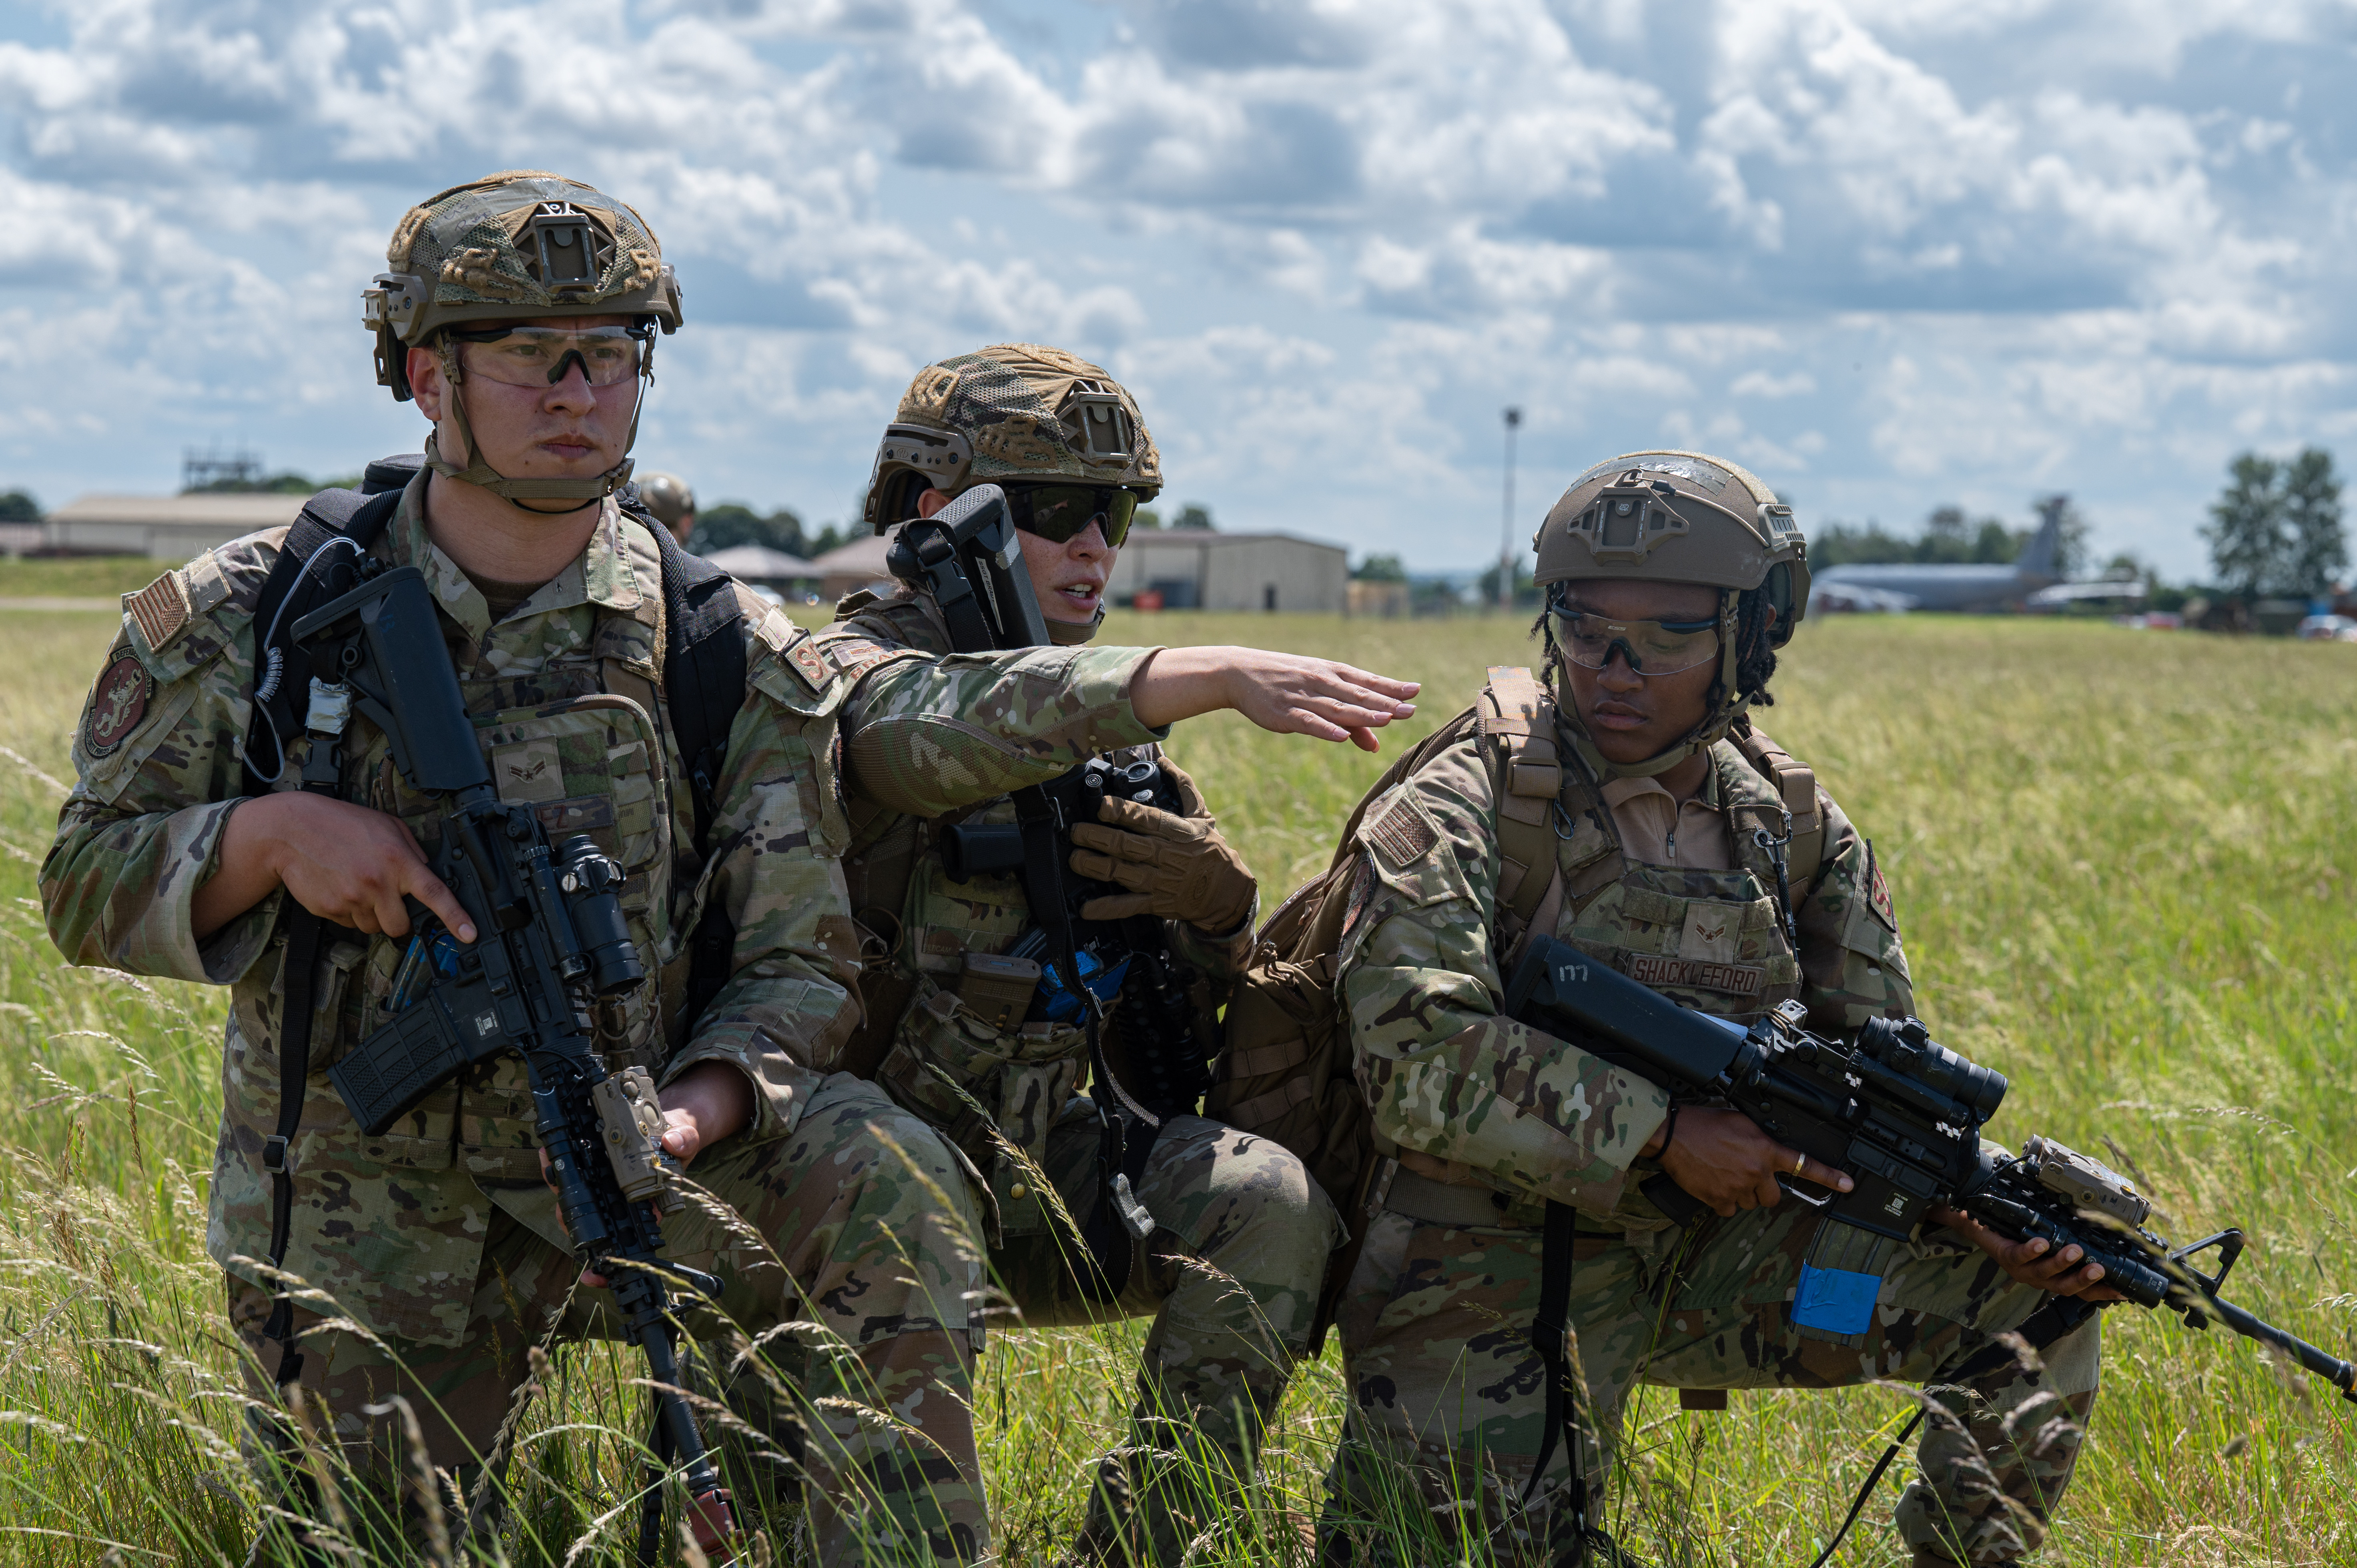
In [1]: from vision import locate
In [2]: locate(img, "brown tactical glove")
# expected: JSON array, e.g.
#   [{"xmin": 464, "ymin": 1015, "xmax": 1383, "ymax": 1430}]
[{"xmin": 1068, "ymin": 796, "xmax": 1258, "ymax": 932}]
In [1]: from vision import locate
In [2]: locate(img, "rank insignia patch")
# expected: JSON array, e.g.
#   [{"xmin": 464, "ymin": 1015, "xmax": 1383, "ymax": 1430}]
[{"xmin": 85, "ymin": 653, "xmax": 154, "ymax": 758}]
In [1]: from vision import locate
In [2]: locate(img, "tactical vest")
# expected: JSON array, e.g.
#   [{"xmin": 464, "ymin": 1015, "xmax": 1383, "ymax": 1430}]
[
  {"xmin": 267, "ymin": 516, "xmax": 724, "ymax": 1191},
  {"xmin": 826, "ymin": 594, "xmax": 1153, "ymax": 1241}
]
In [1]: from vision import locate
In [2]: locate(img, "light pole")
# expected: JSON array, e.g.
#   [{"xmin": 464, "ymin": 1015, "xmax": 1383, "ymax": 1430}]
[{"xmin": 1498, "ymin": 406, "xmax": 1523, "ymax": 612}]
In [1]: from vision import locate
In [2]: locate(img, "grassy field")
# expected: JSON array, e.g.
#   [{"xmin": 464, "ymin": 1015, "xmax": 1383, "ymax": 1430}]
[
  {"xmin": 0, "ymin": 555, "xmax": 173, "ymax": 601},
  {"xmin": 2, "ymin": 605, "xmax": 2354, "ymax": 1565}
]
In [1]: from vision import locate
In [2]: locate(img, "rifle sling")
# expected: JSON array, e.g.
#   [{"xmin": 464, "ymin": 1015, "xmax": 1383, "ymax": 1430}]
[
  {"xmin": 1011, "ymin": 779, "xmax": 1153, "ymax": 1301},
  {"xmin": 251, "ymin": 485, "xmax": 401, "ymax": 1385}
]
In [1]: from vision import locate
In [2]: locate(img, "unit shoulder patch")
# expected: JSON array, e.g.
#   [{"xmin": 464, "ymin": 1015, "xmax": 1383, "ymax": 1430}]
[
  {"xmin": 85, "ymin": 653, "xmax": 155, "ymax": 758},
  {"xmin": 1866, "ymin": 840, "xmax": 1898, "ymax": 931},
  {"xmin": 124, "ymin": 571, "xmax": 191, "ymax": 654}
]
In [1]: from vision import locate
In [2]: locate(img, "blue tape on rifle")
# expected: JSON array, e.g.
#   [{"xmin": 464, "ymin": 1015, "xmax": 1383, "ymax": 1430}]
[{"xmin": 1792, "ymin": 1264, "xmax": 1882, "ymax": 1335}]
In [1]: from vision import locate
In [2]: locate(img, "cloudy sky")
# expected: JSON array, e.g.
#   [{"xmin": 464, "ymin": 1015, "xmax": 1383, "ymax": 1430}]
[{"xmin": 2, "ymin": 0, "xmax": 2352, "ymax": 579}]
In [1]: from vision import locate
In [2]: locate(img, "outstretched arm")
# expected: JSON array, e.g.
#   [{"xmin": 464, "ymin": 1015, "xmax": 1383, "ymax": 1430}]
[{"xmin": 1129, "ymin": 646, "xmax": 1418, "ymax": 752}]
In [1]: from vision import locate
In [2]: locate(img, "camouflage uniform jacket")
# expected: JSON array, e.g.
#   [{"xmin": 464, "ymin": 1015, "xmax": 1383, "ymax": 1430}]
[
  {"xmin": 813, "ymin": 588, "xmax": 1254, "ymax": 1229},
  {"xmin": 42, "ymin": 473, "xmax": 859, "ymax": 1345},
  {"xmin": 1336, "ymin": 722, "xmax": 1912, "ymax": 1223}
]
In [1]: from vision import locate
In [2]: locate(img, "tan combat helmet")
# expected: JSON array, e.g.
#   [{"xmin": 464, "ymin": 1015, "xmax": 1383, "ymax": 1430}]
[
  {"xmin": 862, "ymin": 343, "xmax": 1162, "ymax": 533},
  {"xmin": 1533, "ymin": 449, "xmax": 1810, "ymax": 778},
  {"xmin": 636, "ymin": 471, "xmax": 695, "ymax": 537},
  {"xmin": 363, "ymin": 170, "xmax": 685, "ymax": 503}
]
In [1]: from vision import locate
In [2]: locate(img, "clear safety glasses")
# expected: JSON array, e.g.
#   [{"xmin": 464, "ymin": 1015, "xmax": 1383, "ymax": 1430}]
[
  {"xmin": 451, "ymin": 324, "xmax": 650, "ymax": 388},
  {"xmin": 1004, "ymin": 483, "xmax": 1143, "ymax": 548},
  {"xmin": 1553, "ymin": 607, "xmax": 1723, "ymax": 675}
]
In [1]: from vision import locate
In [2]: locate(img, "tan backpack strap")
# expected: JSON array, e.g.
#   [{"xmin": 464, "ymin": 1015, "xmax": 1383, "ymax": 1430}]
[
  {"xmin": 1731, "ymin": 720, "xmax": 1825, "ymax": 889},
  {"xmin": 1476, "ymin": 666, "xmax": 1566, "ymax": 941}
]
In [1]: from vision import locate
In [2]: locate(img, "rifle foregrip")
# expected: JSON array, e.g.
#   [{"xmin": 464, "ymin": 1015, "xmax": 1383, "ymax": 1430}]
[{"xmin": 331, "ymin": 992, "xmax": 495, "ymax": 1136}]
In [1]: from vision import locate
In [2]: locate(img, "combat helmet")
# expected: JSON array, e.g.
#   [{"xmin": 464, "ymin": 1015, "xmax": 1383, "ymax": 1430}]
[
  {"xmin": 862, "ymin": 343, "xmax": 1162, "ymax": 533},
  {"xmin": 1533, "ymin": 449, "xmax": 1810, "ymax": 778},
  {"xmin": 635, "ymin": 471, "xmax": 695, "ymax": 532},
  {"xmin": 362, "ymin": 170, "xmax": 685, "ymax": 503}
]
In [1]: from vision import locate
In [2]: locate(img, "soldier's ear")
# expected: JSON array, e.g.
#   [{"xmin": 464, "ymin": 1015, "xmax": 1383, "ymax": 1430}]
[
  {"xmin": 915, "ymin": 488, "xmax": 952, "ymax": 519},
  {"xmin": 409, "ymin": 345, "xmax": 450, "ymax": 422}
]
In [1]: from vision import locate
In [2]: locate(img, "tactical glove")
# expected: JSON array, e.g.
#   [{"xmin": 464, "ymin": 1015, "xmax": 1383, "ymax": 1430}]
[{"xmin": 1068, "ymin": 793, "xmax": 1257, "ymax": 933}]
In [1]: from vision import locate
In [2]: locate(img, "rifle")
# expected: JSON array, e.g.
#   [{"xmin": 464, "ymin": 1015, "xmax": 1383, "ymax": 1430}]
[
  {"xmin": 885, "ymin": 485, "xmax": 1208, "ymax": 1288},
  {"xmin": 1504, "ymin": 932, "xmax": 2357, "ymax": 1399},
  {"xmin": 291, "ymin": 561, "xmax": 738, "ymax": 1562},
  {"xmin": 942, "ymin": 753, "xmax": 1214, "ymax": 1119}
]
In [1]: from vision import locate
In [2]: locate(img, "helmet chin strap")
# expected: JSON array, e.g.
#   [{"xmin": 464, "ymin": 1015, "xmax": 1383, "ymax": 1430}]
[
  {"xmin": 1555, "ymin": 591, "xmax": 1747, "ymax": 782},
  {"xmin": 423, "ymin": 341, "xmax": 642, "ymax": 505},
  {"xmin": 1044, "ymin": 604, "xmax": 1105, "ymax": 646}
]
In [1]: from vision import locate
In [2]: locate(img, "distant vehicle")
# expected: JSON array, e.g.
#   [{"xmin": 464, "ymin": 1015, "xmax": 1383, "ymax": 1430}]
[
  {"xmin": 1815, "ymin": 500, "xmax": 2065, "ymax": 612},
  {"xmin": 2296, "ymin": 613, "xmax": 2357, "ymax": 642},
  {"xmin": 2115, "ymin": 612, "xmax": 2182, "ymax": 630}
]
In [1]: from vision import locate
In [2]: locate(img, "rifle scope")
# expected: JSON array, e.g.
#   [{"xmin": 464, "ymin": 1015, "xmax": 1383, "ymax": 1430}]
[
  {"xmin": 1854, "ymin": 1016, "xmax": 2006, "ymax": 1123},
  {"xmin": 554, "ymin": 834, "xmax": 644, "ymax": 997}
]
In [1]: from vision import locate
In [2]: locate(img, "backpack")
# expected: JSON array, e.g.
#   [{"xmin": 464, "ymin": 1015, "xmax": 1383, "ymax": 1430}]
[{"xmin": 1204, "ymin": 668, "xmax": 1827, "ymax": 1350}]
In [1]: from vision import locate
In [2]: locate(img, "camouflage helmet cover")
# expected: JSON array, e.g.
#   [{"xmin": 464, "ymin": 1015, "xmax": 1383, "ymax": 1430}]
[
  {"xmin": 863, "ymin": 343, "xmax": 1162, "ymax": 532},
  {"xmin": 1534, "ymin": 449, "xmax": 1809, "ymax": 642},
  {"xmin": 635, "ymin": 471, "xmax": 695, "ymax": 528},
  {"xmin": 363, "ymin": 170, "xmax": 684, "ymax": 401}
]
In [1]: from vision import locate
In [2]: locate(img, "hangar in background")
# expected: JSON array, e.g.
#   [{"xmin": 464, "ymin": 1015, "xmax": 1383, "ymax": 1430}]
[
  {"xmin": 44, "ymin": 493, "xmax": 307, "ymax": 559},
  {"xmin": 1106, "ymin": 530, "xmax": 1348, "ymax": 614}
]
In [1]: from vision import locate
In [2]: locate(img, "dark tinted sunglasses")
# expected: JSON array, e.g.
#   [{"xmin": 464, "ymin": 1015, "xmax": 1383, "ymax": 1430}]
[{"xmin": 1004, "ymin": 484, "xmax": 1141, "ymax": 547}]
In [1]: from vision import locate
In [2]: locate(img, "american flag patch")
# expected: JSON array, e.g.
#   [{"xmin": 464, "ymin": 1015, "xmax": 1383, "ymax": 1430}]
[{"xmin": 123, "ymin": 571, "xmax": 190, "ymax": 653}]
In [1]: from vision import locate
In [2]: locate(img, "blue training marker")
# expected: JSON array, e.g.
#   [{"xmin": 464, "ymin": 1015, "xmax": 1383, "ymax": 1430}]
[{"xmin": 1792, "ymin": 1264, "xmax": 1883, "ymax": 1336}]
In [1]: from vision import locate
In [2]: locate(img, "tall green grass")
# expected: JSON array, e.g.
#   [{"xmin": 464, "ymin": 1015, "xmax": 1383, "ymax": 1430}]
[{"xmin": 0, "ymin": 606, "xmax": 2351, "ymax": 1564}]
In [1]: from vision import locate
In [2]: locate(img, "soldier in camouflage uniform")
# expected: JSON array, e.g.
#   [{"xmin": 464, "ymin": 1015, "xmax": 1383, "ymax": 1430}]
[
  {"xmin": 41, "ymin": 172, "xmax": 987, "ymax": 1564},
  {"xmin": 1322, "ymin": 451, "xmax": 2112, "ymax": 1566},
  {"xmin": 810, "ymin": 345, "xmax": 1421, "ymax": 1565}
]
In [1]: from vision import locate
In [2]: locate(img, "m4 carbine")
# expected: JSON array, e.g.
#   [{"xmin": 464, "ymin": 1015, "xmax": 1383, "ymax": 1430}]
[
  {"xmin": 291, "ymin": 562, "xmax": 738, "ymax": 1561},
  {"xmin": 1505, "ymin": 932, "xmax": 2357, "ymax": 1400}
]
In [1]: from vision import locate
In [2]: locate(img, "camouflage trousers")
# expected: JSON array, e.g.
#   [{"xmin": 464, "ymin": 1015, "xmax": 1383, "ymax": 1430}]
[
  {"xmin": 1323, "ymin": 1189, "xmax": 2101, "ymax": 1568},
  {"xmin": 233, "ymin": 1074, "xmax": 988, "ymax": 1566},
  {"xmin": 991, "ymin": 1098, "xmax": 1341, "ymax": 1566}
]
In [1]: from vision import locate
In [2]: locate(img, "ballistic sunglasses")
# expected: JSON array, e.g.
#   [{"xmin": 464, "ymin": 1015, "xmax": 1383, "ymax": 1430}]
[
  {"xmin": 449, "ymin": 323, "xmax": 652, "ymax": 388},
  {"xmin": 1553, "ymin": 606, "xmax": 1723, "ymax": 675},
  {"xmin": 1003, "ymin": 483, "xmax": 1144, "ymax": 548}
]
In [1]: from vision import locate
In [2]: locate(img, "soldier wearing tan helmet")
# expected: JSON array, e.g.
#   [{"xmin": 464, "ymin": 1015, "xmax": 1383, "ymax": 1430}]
[
  {"xmin": 45, "ymin": 172, "xmax": 988, "ymax": 1562},
  {"xmin": 809, "ymin": 343, "xmax": 1422, "ymax": 1564},
  {"xmin": 1316, "ymin": 451, "xmax": 2110, "ymax": 1565},
  {"xmin": 636, "ymin": 470, "xmax": 696, "ymax": 543}
]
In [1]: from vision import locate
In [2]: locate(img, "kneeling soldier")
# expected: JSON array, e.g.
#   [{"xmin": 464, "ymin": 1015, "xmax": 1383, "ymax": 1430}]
[
  {"xmin": 816, "ymin": 343, "xmax": 1421, "ymax": 1564},
  {"xmin": 1323, "ymin": 451, "xmax": 2109, "ymax": 1566},
  {"xmin": 43, "ymin": 172, "xmax": 987, "ymax": 1563}
]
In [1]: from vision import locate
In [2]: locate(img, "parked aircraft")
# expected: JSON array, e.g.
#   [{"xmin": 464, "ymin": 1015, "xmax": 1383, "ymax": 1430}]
[{"xmin": 1814, "ymin": 499, "xmax": 2064, "ymax": 613}]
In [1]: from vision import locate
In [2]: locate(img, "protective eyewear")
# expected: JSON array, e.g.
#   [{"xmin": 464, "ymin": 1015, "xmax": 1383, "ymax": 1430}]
[
  {"xmin": 1553, "ymin": 607, "xmax": 1722, "ymax": 674},
  {"xmin": 450, "ymin": 324, "xmax": 650, "ymax": 388},
  {"xmin": 1004, "ymin": 484, "xmax": 1141, "ymax": 548}
]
